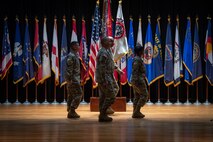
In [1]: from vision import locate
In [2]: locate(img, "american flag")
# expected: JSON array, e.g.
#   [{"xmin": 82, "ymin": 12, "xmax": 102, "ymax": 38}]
[
  {"xmin": 1, "ymin": 18, "xmax": 13, "ymax": 80},
  {"xmin": 89, "ymin": 1, "xmax": 101, "ymax": 88}
]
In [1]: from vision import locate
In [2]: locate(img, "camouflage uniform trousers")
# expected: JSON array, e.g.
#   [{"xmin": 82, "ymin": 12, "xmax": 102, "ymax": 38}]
[
  {"xmin": 98, "ymin": 78, "xmax": 119, "ymax": 113},
  {"xmin": 132, "ymin": 80, "xmax": 148, "ymax": 108},
  {"xmin": 66, "ymin": 82, "xmax": 83, "ymax": 112}
]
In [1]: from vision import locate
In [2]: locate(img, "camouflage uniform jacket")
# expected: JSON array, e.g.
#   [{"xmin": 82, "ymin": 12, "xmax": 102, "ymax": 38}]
[
  {"xmin": 96, "ymin": 47, "xmax": 117, "ymax": 84},
  {"xmin": 65, "ymin": 50, "xmax": 80, "ymax": 85},
  {"xmin": 131, "ymin": 56, "xmax": 146, "ymax": 85}
]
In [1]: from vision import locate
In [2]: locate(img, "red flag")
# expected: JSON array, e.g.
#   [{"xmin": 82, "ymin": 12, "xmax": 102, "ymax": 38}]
[
  {"xmin": 33, "ymin": 18, "xmax": 42, "ymax": 85},
  {"xmin": 71, "ymin": 16, "xmax": 78, "ymax": 42},
  {"xmin": 80, "ymin": 18, "xmax": 89, "ymax": 85}
]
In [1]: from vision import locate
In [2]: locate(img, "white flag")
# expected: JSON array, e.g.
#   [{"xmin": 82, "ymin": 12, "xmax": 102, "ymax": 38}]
[
  {"xmin": 136, "ymin": 17, "xmax": 143, "ymax": 46},
  {"xmin": 41, "ymin": 18, "xmax": 51, "ymax": 83},
  {"xmin": 114, "ymin": 1, "xmax": 128, "ymax": 62},
  {"xmin": 51, "ymin": 18, "xmax": 59, "ymax": 86}
]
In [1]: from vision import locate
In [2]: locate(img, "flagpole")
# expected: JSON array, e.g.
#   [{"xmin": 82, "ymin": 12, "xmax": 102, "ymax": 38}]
[
  {"xmin": 80, "ymin": 85, "xmax": 87, "ymax": 104},
  {"xmin": 194, "ymin": 82, "xmax": 201, "ymax": 105},
  {"xmin": 15, "ymin": 84, "xmax": 20, "ymax": 104},
  {"xmin": 43, "ymin": 81, "xmax": 48, "ymax": 104},
  {"xmin": 61, "ymin": 85, "xmax": 66, "ymax": 104},
  {"xmin": 34, "ymin": 84, "xmax": 39, "ymax": 104},
  {"xmin": 156, "ymin": 80, "xmax": 162, "ymax": 105},
  {"xmin": 184, "ymin": 84, "xmax": 191, "ymax": 105},
  {"xmin": 204, "ymin": 80, "xmax": 209, "ymax": 105},
  {"xmin": 146, "ymin": 86, "xmax": 153, "ymax": 105},
  {"xmin": 119, "ymin": 83, "xmax": 122, "ymax": 97},
  {"xmin": 52, "ymin": 82, "xmax": 57, "ymax": 104},
  {"xmin": 175, "ymin": 85, "xmax": 181, "ymax": 105},
  {"xmin": 5, "ymin": 74, "xmax": 10, "ymax": 104},
  {"xmin": 165, "ymin": 86, "xmax": 172, "ymax": 105},
  {"xmin": 127, "ymin": 86, "xmax": 133, "ymax": 104},
  {"xmin": 24, "ymin": 85, "xmax": 30, "ymax": 104}
]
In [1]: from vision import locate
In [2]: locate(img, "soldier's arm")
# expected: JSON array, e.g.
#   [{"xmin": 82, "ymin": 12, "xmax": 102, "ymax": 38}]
[
  {"xmin": 141, "ymin": 60, "xmax": 146, "ymax": 78},
  {"xmin": 99, "ymin": 54, "xmax": 108, "ymax": 84},
  {"xmin": 114, "ymin": 62, "xmax": 123, "ymax": 75},
  {"xmin": 65, "ymin": 56, "xmax": 74, "ymax": 81},
  {"xmin": 132, "ymin": 59, "xmax": 138, "ymax": 80}
]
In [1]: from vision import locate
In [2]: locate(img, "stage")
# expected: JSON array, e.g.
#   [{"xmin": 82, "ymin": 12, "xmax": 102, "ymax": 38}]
[{"xmin": 0, "ymin": 103, "xmax": 213, "ymax": 141}]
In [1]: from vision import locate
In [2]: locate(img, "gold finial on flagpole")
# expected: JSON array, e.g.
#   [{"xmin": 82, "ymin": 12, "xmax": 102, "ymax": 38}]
[
  {"xmin": 157, "ymin": 15, "xmax": 161, "ymax": 22},
  {"xmin": 167, "ymin": 15, "xmax": 171, "ymax": 22},
  {"xmin": 176, "ymin": 15, "xmax": 179, "ymax": 22},
  {"xmin": 147, "ymin": 14, "xmax": 151, "ymax": 23}
]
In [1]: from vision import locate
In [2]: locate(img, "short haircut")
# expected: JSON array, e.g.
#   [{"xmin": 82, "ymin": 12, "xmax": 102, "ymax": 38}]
[
  {"xmin": 134, "ymin": 45, "xmax": 143, "ymax": 55},
  {"xmin": 70, "ymin": 41, "xmax": 79, "ymax": 47}
]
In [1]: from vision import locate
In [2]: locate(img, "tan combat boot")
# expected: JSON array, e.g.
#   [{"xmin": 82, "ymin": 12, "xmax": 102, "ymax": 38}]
[
  {"xmin": 67, "ymin": 108, "xmax": 80, "ymax": 119},
  {"xmin": 132, "ymin": 106, "xmax": 145, "ymax": 118},
  {"xmin": 106, "ymin": 107, "xmax": 115, "ymax": 114},
  {"xmin": 99, "ymin": 113, "xmax": 113, "ymax": 122}
]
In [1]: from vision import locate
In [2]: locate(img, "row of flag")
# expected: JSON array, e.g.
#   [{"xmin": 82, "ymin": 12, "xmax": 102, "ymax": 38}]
[{"xmin": 0, "ymin": 0, "xmax": 213, "ymax": 90}]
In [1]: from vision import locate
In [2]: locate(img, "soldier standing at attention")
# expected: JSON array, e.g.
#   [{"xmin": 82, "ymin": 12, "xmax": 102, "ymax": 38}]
[
  {"xmin": 65, "ymin": 41, "xmax": 83, "ymax": 119},
  {"xmin": 96, "ymin": 36, "xmax": 123, "ymax": 122},
  {"xmin": 131, "ymin": 45, "xmax": 148, "ymax": 118}
]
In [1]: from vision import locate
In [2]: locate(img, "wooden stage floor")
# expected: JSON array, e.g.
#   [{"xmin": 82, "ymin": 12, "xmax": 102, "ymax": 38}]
[{"xmin": 0, "ymin": 103, "xmax": 213, "ymax": 142}]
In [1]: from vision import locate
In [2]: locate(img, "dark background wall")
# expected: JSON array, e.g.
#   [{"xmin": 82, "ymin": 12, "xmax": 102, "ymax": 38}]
[{"xmin": 0, "ymin": 0, "xmax": 212, "ymax": 103}]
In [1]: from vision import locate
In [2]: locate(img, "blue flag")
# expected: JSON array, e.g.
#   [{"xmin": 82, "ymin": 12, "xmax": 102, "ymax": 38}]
[
  {"xmin": 183, "ymin": 18, "xmax": 193, "ymax": 85},
  {"xmin": 205, "ymin": 18, "xmax": 213, "ymax": 85},
  {"xmin": 13, "ymin": 18, "xmax": 23, "ymax": 84},
  {"xmin": 192, "ymin": 18, "xmax": 203, "ymax": 83},
  {"xmin": 144, "ymin": 19, "xmax": 153, "ymax": 85},
  {"xmin": 151, "ymin": 18, "xmax": 163, "ymax": 84},
  {"xmin": 23, "ymin": 19, "xmax": 34, "ymax": 87},
  {"xmin": 164, "ymin": 18, "xmax": 174, "ymax": 86},
  {"xmin": 1, "ymin": 18, "xmax": 13, "ymax": 80},
  {"xmin": 60, "ymin": 18, "xmax": 68, "ymax": 87},
  {"xmin": 127, "ymin": 18, "xmax": 134, "ymax": 85}
]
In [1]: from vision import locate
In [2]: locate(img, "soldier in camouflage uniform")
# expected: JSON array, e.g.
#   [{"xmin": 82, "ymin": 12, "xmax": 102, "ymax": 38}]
[
  {"xmin": 96, "ymin": 36, "xmax": 123, "ymax": 122},
  {"xmin": 65, "ymin": 41, "xmax": 83, "ymax": 119},
  {"xmin": 130, "ymin": 45, "xmax": 148, "ymax": 118}
]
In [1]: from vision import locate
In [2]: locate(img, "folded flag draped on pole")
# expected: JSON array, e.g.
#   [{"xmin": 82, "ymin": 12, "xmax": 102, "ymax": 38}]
[
  {"xmin": 127, "ymin": 17, "xmax": 134, "ymax": 85},
  {"xmin": 114, "ymin": 0, "xmax": 128, "ymax": 62},
  {"xmin": 13, "ymin": 18, "xmax": 23, "ymax": 84},
  {"xmin": 205, "ymin": 18, "xmax": 213, "ymax": 85},
  {"xmin": 89, "ymin": 1, "xmax": 101, "ymax": 88},
  {"xmin": 144, "ymin": 16, "xmax": 153, "ymax": 85},
  {"xmin": 23, "ymin": 18, "xmax": 35, "ymax": 87},
  {"xmin": 164, "ymin": 16, "xmax": 174, "ymax": 86},
  {"xmin": 51, "ymin": 18, "xmax": 59, "ymax": 86},
  {"xmin": 71, "ymin": 16, "xmax": 78, "ymax": 42},
  {"xmin": 183, "ymin": 17, "xmax": 193, "ymax": 85},
  {"xmin": 151, "ymin": 17, "xmax": 163, "ymax": 84},
  {"xmin": 60, "ymin": 17, "xmax": 68, "ymax": 87},
  {"xmin": 41, "ymin": 17, "xmax": 51, "ymax": 83},
  {"xmin": 102, "ymin": 0, "xmax": 113, "ymax": 37},
  {"xmin": 136, "ymin": 17, "xmax": 143, "ymax": 46},
  {"xmin": 174, "ymin": 17, "xmax": 181, "ymax": 87},
  {"xmin": 192, "ymin": 17, "xmax": 203, "ymax": 83},
  {"xmin": 33, "ymin": 18, "xmax": 42, "ymax": 85},
  {"xmin": 80, "ymin": 17, "xmax": 89, "ymax": 85},
  {"xmin": 1, "ymin": 17, "xmax": 13, "ymax": 80}
]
